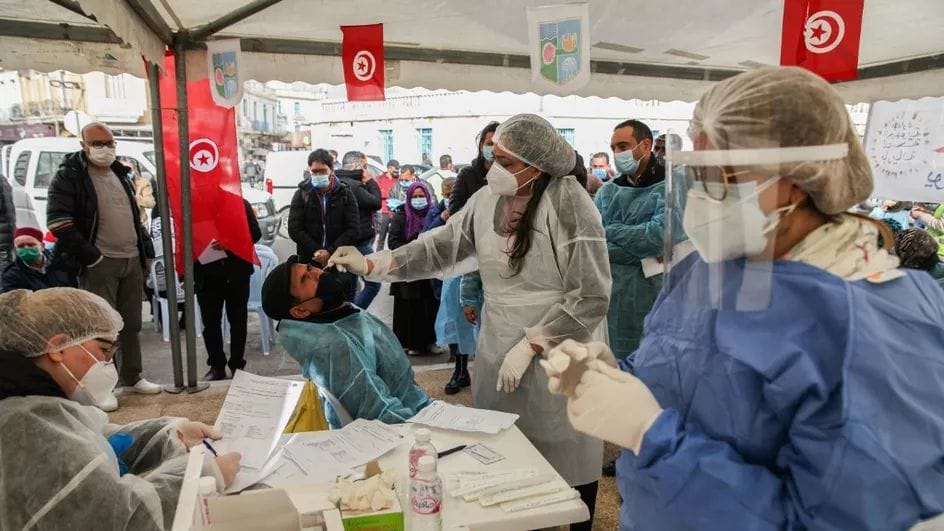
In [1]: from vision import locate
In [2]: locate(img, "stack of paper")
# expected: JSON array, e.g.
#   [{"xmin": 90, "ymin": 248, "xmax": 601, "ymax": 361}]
[
  {"xmin": 211, "ymin": 371, "xmax": 305, "ymax": 492},
  {"xmin": 406, "ymin": 401, "xmax": 518, "ymax": 434},
  {"xmin": 445, "ymin": 469, "xmax": 575, "ymax": 513}
]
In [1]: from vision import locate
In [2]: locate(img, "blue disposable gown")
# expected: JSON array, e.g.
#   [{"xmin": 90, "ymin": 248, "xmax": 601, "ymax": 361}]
[
  {"xmin": 279, "ymin": 310, "xmax": 432, "ymax": 427},
  {"xmin": 434, "ymin": 276, "xmax": 479, "ymax": 355},
  {"xmin": 595, "ymin": 181, "xmax": 667, "ymax": 357},
  {"xmin": 616, "ymin": 256, "xmax": 944, "ymax": 530}
]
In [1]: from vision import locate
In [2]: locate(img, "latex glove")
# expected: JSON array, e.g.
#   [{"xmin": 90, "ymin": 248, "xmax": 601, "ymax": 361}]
[
  {"xmin": 568, "ymin": 361, "xmax": 662, "ymax": 454},
  {"xmin": 176, "ymin": 421, "xmax": 222, "ymax": 450},
  {"xmin": 463, "ymin": 305, "xmax": 478, "ymax": 325},
  {"xmin": 215, "ymin": 452, "xmax": 242, "ymax": 488},
  {"xmin": 540, "ymin": 340, "xmax": 617, "ymax": 397},
  {"xmin": 328, "ymin": 246, "xmax": 370, "ymax": 275},
  {"xmin": 497, "ymin": 338, "xmax": 536, "ymax": 393}
]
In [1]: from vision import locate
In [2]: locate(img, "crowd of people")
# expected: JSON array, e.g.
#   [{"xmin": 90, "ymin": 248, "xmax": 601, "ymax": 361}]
[{"xmin": 0, "ymin": 65, "xmax": 942, "ymax": 530}]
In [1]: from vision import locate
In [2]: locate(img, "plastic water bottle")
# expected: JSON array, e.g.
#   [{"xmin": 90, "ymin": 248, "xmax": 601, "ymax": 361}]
[
  {"xmin": 409, "ymin": 428, "xmax": 437, "ymax": 479},
  {"xmin": 410, "ymin": 455, "xmax": 442, "ymax": 531}
]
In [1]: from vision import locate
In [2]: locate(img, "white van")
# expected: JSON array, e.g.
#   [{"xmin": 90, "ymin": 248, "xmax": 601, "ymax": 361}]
[
  {"xmin": 264, "ymin": 150, "xmax": 384, "ymax": 238},
  {"xmin": 7, "ymin": 137, "xmax": 279, "ymax": 245}
]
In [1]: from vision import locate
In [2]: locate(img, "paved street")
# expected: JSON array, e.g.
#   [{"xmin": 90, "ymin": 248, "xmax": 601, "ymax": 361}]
[{"xmin": 138, "ymin": 235, "xmax": 453, "ymax": 386}]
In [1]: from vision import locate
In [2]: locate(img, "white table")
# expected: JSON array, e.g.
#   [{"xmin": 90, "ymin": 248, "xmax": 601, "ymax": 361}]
[{"xmin": 285, "ymin": 424, "xmax": 589, "ymax": 531}]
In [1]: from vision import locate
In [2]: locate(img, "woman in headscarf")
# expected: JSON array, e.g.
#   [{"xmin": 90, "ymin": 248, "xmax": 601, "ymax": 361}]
[
  {"xmin": 387, "ymin": 181, "xmax": 440, "ymax": 356},
  {"xmin": 329, "ymin": 114, "xmax": 611, "ymax": 529},
  {"xmin": 542, "ymin": 66, "xmax": 944, "ymax": 531}
]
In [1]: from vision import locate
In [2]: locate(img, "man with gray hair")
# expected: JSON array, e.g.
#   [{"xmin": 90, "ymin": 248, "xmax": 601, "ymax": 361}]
[
  {"xmin": 46, "ymin": 122, "xmax": 159, "ymax": 410},
  {"xmin": 335, "ymin": 151, "xmax": 382, "ymax": 307}
]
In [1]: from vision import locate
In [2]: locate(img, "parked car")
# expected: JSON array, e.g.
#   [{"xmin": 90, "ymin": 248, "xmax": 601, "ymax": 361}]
[
  {"xmin": 6, "ymin": 137, "xmax": 279, "ymax": 245},
  {"xmin": 264, "ymin": 150, "xmax": 385, "ymax": 239}
]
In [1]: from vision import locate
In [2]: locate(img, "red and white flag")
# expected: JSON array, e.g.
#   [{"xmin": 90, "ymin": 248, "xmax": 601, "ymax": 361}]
[
  {"xmin": 341, "ymin": 23, "xmax": 385, "ymax": 101},
  {"xmin": 157, "ymin": 51, "xmax": 258, "ymax": 271},
  {"xmin": 780, "ymin": 0, "xmax": 864, "ymax": 81}
]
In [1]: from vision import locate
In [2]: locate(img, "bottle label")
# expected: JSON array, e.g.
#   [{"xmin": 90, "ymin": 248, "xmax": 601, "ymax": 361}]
[
  {"xmin": 410, "ymin": 478, "xmax": 443, "ymax": 516},
  {"xmin": 409, "ymin": 447, "xmax": 429, "ymax": 478},
  {"xmin": 410, "ymin": 495, "xmax": 441, "ymax": 515}
]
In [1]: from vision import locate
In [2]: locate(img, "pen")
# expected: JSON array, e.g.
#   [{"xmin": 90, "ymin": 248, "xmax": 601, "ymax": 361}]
[
  {"xmin": 202, "ymin": 439, "xmax": 219, "ymax": 457},
  {"xmin": 437, "ymin": 445, "xmax": 467, "ymax": 459}
]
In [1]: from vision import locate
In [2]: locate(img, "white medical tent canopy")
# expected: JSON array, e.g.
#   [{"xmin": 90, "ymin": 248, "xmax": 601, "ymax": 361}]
[{"xmin": 1, "ymin": 0, "xmax": 942, "ymax": 102}]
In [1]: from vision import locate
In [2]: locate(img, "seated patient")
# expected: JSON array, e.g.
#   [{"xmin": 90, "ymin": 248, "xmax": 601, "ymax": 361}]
[
  {"xmin": 262, "ymin": 255, "xmax": 431, "ymax": 427},
  {"xmin": 0, "ymin": 288, "xmax": 240, "ymax": 530}
]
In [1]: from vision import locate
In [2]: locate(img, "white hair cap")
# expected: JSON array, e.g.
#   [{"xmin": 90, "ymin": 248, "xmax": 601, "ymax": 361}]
[
  {"xmin": 0, "ymin": 288, "xmax": 123, "ymax": 357},
  {"xmin": 691, "ymin": 66, "xmax": 872, "ymax": 215},
  {"xmin": 494, "ymin": 114, "xmax": 576, "ymax": 178}
]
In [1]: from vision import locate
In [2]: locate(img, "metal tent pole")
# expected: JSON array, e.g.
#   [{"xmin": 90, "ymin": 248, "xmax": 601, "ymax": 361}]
[
  {"xmin": 173, "ymin": 41, "xmax": 208, "ymax": 394},
  {"xmin": 146, "ymin": 60, "xmax": 185, "ymax": 393}
]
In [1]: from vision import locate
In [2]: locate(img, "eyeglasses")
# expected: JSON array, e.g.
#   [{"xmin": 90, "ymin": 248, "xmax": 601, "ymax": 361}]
[
  {"xmin": 95, "ymin": 338, "xmax": 120, "ymax": 360},
  {"xmin": 691, "ymin": 166, "xmax": 752, "ymax": 201},
  {"xmin": 88, "ymin": 140, "xmax": 116, "ymax": 149}
]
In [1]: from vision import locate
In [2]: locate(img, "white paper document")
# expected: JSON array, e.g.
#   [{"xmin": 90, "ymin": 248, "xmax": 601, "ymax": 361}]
[
  {"xmin": 407, "ymin": 401, "xmax": 518, "ymax": 434},
  {"xmin": 197, "ymin": 241, "xmax": 227, "ymax": 264},
  {"xmin": 213, "ymin": 371, "xmax": 304, "ymax": 470},
  {"xmin": 641, "ymin": 239, "xmax": 696, "ymax": 279},
  {"xmin": 283, "ymin": 419, "xmax": 403, "ymax": 474}
]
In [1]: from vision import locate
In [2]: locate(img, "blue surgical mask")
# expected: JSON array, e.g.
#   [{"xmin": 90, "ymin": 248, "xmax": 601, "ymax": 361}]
[
  {"xmin": 482, "ymin": 146, "xmax": 494, "ymax": 162},
  {"xmin": 410, "ymin": 198, "xmax": 428, "ymax": 210},
  {"xmin": 310, "ymin": 174, "xmax": 331, "ymax": 190},
  {"xmin": 614, "ymin": 145, "xmax": 644, "ymax": 176},
  {"xmin": 591, "ymin": 168, "xmax": 608, "ymax": 180}
]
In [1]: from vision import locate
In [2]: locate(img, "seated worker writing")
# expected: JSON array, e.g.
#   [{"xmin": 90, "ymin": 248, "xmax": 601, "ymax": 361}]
[
  {"xmin": 0, "ymin": 288, "xmax": 241, "ymax": 530},
  {"xmin": 261, "ymin": 253, "xmax": 431, "ymax": 427}
]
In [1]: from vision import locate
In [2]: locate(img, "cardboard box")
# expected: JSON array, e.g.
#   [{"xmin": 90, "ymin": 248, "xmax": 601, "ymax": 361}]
[
  {"xmin": 340, "ymin": 493, "xmax": 403, "ymax": 531},
  {"xmin": 206, "ymin": 489, "xmax": 302, "ymax": 531}
]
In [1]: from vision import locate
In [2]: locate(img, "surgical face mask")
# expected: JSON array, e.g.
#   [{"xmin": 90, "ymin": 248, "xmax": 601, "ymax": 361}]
[
  {"xmin": 61, "ymin": 345, "xmax": 119, "ymax": 408},
  {"xmin": 591, "ymin": 168, "xmax": 608, "ymax": 181},
  {"xmin": 614, "ymin": 145, "xmax": 644, "ymax": 176},
  {"xmin": 482, "ymin": 146, "xmax": 494, "ymax": 162},
  {"xmin": 16, "ymin": 247, "xmax": 41, "ymax": 263},
  {"xmin": 410, "ymin": 198, "xmax": 428, "ymax": 210},
  {"xmin": 87, "ymin": 146, "xmax": 116, "ymax": 167},
  {"xmin": 310, "ymin": 174, "xmax": 331, "ymax": 190},
  {"xmin": 443, "ymin": 197, "xmax": 450, "ymax": 209},
  {"xmin": 486, "ymin": 163, "xmax": 537, "ymax": 196},
  {"xmin": 682, "ymin": 177, "xmax": 797, "ymax": 263}
]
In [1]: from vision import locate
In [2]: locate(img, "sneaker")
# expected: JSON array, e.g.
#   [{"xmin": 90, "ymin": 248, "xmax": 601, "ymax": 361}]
[
  {"xmin": 130, "ymin": 378, "xmax": 162, "ymax": 395},
  {"xmin": 427, "ymin": 344, "xmax": 449, "ymax": 355},
  {"xmin": 97, "ymin": 392, "xmax": 119, "ymax": 412}
]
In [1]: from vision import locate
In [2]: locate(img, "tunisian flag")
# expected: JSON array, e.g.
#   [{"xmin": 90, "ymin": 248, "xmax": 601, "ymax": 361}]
[
  {"xmin": 780, "ymin": 0, "xmax": 864, "ymax": 82},
  {"xmin": 157, "ymin": 52, "xmax": 258, "ymax": 271},
  {"xmin": 341, "ymin": 23, "xmax": 385, "ymax": 101}
]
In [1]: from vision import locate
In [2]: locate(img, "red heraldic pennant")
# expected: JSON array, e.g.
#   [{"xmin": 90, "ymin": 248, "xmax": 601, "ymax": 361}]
[
  {"xmin": 156, "ymin": 52, "xmax": 259, "ymax": 272},
  {"xmin": 341, "ymin": 23, "xmax": 385, "ymax": 101},
  {"xmin": 780, "ymin": 0, "xmax": 864, "ymax": 81}
]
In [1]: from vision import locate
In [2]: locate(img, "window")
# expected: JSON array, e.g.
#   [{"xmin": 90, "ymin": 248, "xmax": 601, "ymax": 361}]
[
  {"xmin": 294, "ymin": 102, "xmax": 301, "ymax": 115},
  {"xmin": 105, "ymin": 74, "xmax": 126, "ymax": 99},
  {"xmin": 263, "ymin": 106, "xmax": 269, "ymax": 128},
  {"xmin": 379, "ymin": 129, "xmax": 394, "ymax": 163},
  {"xmin": 252, "ymin": 101, "xmax": 258, "ymax": 121},
  {"xmin": 242, "ymin": 100, "xmax": 248, "ymax": 117},
  {"xmin": 13, "ymin": 151, "xmax": 30, "ymax": 186},
  {"xmin": 417, "ymin": 128, "xmax": 432, "ymax": 161},
  {"xmin": 557, "ymin": 128, "xmax": 575, "ymax": 147},
  {"xmin": 35, "ymin": 152, "xmax": 69, "ymax": 189}
]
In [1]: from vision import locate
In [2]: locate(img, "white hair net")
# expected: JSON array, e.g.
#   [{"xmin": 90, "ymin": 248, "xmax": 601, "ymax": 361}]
[
  {"xmin": 691, "ymin": 66, "xmax": 872, "ymax": 215},
  {"xmin": 494, "ymin": 114, "xmax": 576, "ymax": 178},
  {"xmin": 0, "ymin": 288, "xmax": 123, "ymax": 357}
]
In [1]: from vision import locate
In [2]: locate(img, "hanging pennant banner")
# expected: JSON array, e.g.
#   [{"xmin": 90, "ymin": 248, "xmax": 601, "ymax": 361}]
[
  {"xmin": 206, "ymin": 39, "xmax": 244, "ymax": 108},
  {"xmin": 527, "ymin": 3, "xmax": 590, "ymax": 94},
  {"xmin": 341, "ymin": 23, "xmax": 385, "ymax": 101},
  {"xmin": 780, "ymin": 0, "xmax": 864, "ymax": 82}
]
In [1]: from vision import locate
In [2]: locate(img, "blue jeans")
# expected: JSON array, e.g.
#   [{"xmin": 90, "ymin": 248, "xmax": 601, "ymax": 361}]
[{"xmin": 353, "ymin": 240, "xmax": 381, "ymax": 309}]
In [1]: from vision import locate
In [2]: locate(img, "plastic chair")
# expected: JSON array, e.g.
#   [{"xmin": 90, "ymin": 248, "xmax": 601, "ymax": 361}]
[
  {"xmin": 317, "ymin": 386, "xmax": 353, "ymax": 427},
  {"xmin": 149, "ymin": 258, "xmax": 202, "ymax": 342},
  {"xmin": 223, "ymin": 245, "xmax": 280, "ymax": 355}
]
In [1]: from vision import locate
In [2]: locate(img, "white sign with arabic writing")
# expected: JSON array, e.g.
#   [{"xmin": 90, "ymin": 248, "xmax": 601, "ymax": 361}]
[{"xmin": 865, "ymin": 97, "xmax": 944, "ymax": 202}]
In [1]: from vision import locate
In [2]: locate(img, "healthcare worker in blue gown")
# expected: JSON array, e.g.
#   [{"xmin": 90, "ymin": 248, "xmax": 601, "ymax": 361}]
[{"xmin": 542, "ymin": 66, "xmax": 944, "ymax": 531}]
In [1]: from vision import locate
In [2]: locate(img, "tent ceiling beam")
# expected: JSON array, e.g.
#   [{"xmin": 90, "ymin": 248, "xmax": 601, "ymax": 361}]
[
  {"xmin": 47, "ymin": 0, "xmax": 97, "ymax": 22},
  {"xmin": 125, "ymin": 0, "xmax": 174, "ymax": 44},
  {"xmin": 857, "ymin": 53, "xmax": 944, "ymax": 80},
  {"xmin": 0, "ymin": 18, "xmax": 121, "ymax": 44},
  {"xmin": 188, "ymin": 0, "xmax": 286, "ymax": 42}
]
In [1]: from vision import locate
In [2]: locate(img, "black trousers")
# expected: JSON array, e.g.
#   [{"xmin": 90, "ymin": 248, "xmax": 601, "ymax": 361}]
[{"xmin": 197, "ymin": 273, "xmax": 251, "ymax": 371}]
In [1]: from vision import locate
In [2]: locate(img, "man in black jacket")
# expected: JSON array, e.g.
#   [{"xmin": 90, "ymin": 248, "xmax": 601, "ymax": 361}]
[
  {"xmin": 1, "ymin": 227, "xmax": 75, "ymax": 293},
  {"xmin": 194, "ymin": 199, "xmax": 262, "ymax": 381},
  {"xmin": 336, "ymin": 151, "xmax": 382, "ymax": 309},
  {"xmin": 287, "ymin": 149, "xmax": 359, "ymax": 262},
  {"xmin": 0, "ymin": 175, "xmax": 15, "ymax": 286},
  {"xmin": 46, "ymin": 123, "xmax": 158, "ymax": 409}
]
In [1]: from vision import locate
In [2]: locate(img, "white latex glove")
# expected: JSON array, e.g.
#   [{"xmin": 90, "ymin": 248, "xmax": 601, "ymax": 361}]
[
  {"xmin": 539, "ymin": 340, "xmax": 617, "ymax": 397},
  {"xmin": 176, "ymin": 421, "xmax": 222, "ymax": 450},
  {"xmin": 327, "ymin": 246, "xmax": 370, "ymax": 275},
  {"xmin": 568, "ymin": 360, "xmax": 663, "ymax": 454},
  {"xmin": 497, "ymin": 338, "xmax": 536, "ymax": 393}
]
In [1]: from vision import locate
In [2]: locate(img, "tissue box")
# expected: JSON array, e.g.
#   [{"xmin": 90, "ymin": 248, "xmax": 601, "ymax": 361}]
[{"xmin": 340, "ymin": 494, "xmax": 403, "ymax": 531}]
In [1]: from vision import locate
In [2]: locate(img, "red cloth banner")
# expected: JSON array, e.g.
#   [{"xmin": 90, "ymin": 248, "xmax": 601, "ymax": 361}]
[
  {"xmin": 156, "ymin": 52, "xmax": 258, "ymax": 272},
  {"xmin": 341, "ymin": 23, "xmax": 385, "ymax": 101},
  {"xmin": 780, "ymin": 0, "xmax": 864, "ymax": 81}
]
